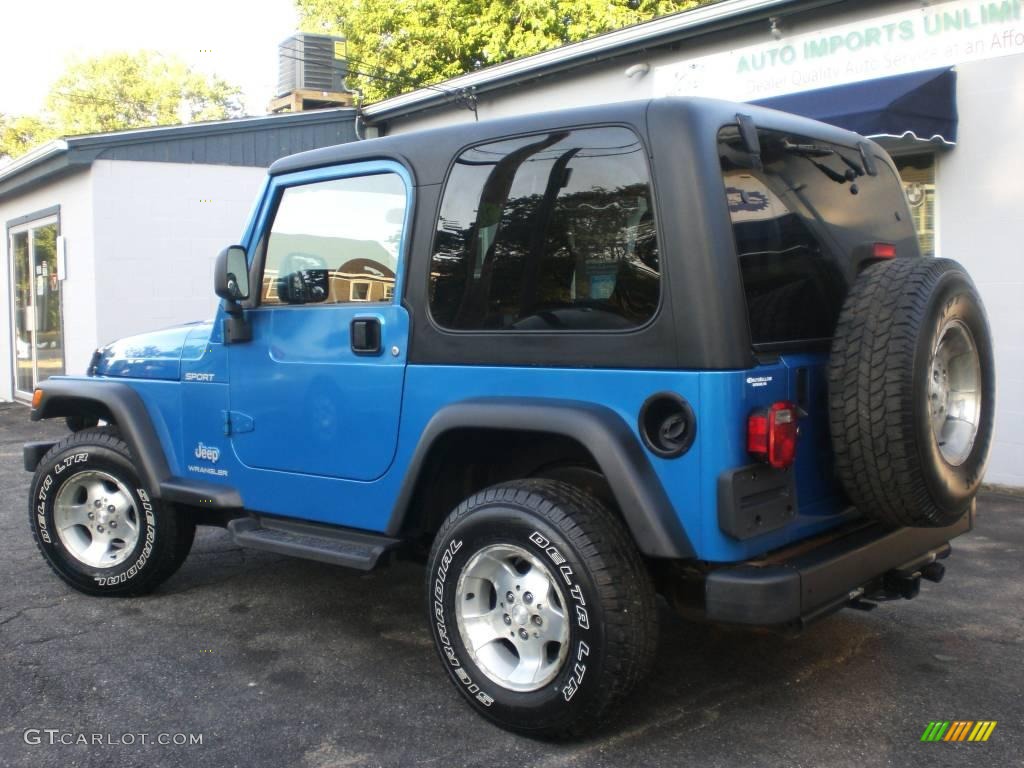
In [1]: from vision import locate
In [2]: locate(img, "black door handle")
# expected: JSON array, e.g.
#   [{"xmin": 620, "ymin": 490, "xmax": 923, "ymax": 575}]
[{"xmin": 351, "ymin": 317, "xmax": 382, "ymax": 355}]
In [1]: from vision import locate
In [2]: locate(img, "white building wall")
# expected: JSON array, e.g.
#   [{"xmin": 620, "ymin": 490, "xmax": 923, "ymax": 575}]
[
  {"xmin": 0, "ymin": 170, "xmax": 98, "ymax": 401},
  {"xmin": 0, "ymin": 160, "xmax": 266, "ymax": 402},
  {"xmin": 935, "ymin": 56, "xmax": 1024, "ymax": 487},
  {"xmin": 90, "ymin": 160, "xmax": 266, "ymax": 345}
]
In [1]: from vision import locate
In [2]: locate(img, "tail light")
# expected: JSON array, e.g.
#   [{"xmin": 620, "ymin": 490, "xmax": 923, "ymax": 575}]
[
  {"xmin": 747, "ymin": 401, "xmax": 799, "ymax": 469},
  {"xmin": 873, "ymin": 242, "xmax": 896, "ymax": 259}
]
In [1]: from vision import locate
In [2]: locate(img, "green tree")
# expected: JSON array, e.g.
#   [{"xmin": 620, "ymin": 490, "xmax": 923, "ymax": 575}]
[
  {"xmin": 295, "ymin": 0, "xmax": 708, "ymax": 102},
  {"xmin": 46, "ymin": 51, "xmax": 243, "ymax": 135},
  {"xmin": 0, "ymin": 114, "xmax": 56, "ymax": 160},
  {"xmin": 1, "ymin": 51, "xmax": 243, "ymax": 161}
]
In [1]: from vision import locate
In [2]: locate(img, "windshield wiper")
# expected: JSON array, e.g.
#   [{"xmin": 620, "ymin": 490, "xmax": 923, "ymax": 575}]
[
  {"xmin": 783, "ymin": 140, "xmax": 866, "ymax": 184},
  {"xmin": 784, "ymin": 141, "xmax": 833, "ymax": 157}
]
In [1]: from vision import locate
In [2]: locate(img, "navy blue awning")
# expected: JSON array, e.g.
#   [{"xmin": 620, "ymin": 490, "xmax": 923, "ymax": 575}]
[{"xmin": 752, "ymin": 67, "xmax": 958, "ymax": 144}]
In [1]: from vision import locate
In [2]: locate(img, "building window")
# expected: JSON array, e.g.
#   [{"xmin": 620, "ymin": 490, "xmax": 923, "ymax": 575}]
[
  {"xmin": 350, "ymin": 281, "xmax": 371, "ymax": 301},
  {"xmin": 429, "ymin": 126, "xmax": 660, "ymax": 331},
  {"xmin": 895, "ymin": 155, "xmax": 937, "ymax": 257}
]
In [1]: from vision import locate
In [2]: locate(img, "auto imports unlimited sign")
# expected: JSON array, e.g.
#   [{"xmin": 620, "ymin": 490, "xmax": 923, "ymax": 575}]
[{"xmin": 655, "ymin": 0, "xmax": 1023, "ymax": 100}]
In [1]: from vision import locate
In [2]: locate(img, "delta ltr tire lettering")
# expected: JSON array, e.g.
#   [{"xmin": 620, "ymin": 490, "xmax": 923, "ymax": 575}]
[
  {"xmin": 29, "ymin": 427, "xmax": 195, "ymax": 597},
  {"xmin": 426, "ymin": 479, "xmax": 657, "ymax": 738}
]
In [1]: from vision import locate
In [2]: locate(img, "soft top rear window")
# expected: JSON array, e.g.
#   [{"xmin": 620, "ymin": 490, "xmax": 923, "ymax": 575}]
[{"xmin": 718, "ymin": 125, "xmax": 911, "ymax": 348}]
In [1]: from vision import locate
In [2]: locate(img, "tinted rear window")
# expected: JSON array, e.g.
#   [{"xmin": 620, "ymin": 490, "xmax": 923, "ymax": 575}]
[{"xmin": 718, "ymin": 125, "xmax": 911, "ymax": 347}]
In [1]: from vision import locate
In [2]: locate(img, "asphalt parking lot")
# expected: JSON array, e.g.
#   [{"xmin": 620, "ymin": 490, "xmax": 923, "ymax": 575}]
[{"xmin": 1, "ymin": 403, "xmax": 1021, "ymax": 768}]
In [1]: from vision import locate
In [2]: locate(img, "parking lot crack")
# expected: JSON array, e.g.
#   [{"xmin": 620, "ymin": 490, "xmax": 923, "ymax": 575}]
[
  {"xmin": 0, "ymin": 600, "xmax": 66, "ymax": 627},
  {"xmin": 20, "ymin": 629, "xmax": 89, "ymax": 646}
]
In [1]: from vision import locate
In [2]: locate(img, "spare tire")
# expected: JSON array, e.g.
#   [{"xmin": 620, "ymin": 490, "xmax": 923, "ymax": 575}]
[{"xmin": 828, "ymin": 258, "xmax": 994, "ymax": 527}]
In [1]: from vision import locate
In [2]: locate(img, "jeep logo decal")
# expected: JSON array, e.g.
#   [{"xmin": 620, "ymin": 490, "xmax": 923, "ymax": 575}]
[{"xmin": 194, "ymin": 442, "xmax": 221, "ymax": 463}]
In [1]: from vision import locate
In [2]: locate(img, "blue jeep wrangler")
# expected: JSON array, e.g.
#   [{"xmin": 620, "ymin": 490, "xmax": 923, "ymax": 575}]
[{"xmin": 24, "ymin": 98, "xmax": 994, "ymax": 737}]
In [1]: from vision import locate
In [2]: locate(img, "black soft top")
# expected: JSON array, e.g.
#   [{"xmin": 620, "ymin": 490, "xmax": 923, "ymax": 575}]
[
  {"xmin": 268, "ymin": 97, "xmax": 882, "ymax": 186},
  {"xmin": 267, "ymin": 97, "xmax": 898, "ymax": 372}
]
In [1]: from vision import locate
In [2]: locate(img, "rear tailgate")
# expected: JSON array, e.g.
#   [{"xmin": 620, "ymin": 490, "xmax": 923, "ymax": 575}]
[{"xmin": 707, "ymin": 120, "xmax": 921, "ymax": 558}]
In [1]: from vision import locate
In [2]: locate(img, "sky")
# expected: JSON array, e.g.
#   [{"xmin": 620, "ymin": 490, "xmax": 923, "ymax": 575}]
[{"xmin": 0, "ymin": 0, "xmax": 300, "ymax": 118}]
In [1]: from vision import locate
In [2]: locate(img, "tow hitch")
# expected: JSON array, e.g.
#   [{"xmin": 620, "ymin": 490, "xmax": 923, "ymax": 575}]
[{"xmin": 852, "ymin": 552, "xmax": 949, "ymax": 610}]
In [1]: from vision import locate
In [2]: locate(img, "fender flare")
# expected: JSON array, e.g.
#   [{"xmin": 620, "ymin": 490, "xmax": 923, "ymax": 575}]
[
  {"xmin": 30, "ymin": 379, "xmax": 242, "ymax": 509},
  {"xmin": 32, "ymin": 379, "xmax": 171, "ymax": 493},
  {"xmin": 387, "ymin": 397, "xmax": 694, "ymax": 559}
]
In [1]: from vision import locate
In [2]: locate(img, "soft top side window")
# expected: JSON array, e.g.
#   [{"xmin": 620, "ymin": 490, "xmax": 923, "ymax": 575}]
[
  {"xmin": 261, "ymin": 172, "xmax": 406, "ymax": 306},
  {"xmin": 429, "ymin": 126, "xmax": 660, "ymax": 332}
]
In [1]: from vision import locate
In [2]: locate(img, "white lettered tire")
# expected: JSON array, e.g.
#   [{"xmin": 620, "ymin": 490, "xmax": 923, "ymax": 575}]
[
  {"xmin": 426, "ymin": 479, "xmax": 657, "ymax": 737},
  {"xmin": 29, "ymin": 427, "xmax": 195, "ymax": 597}
]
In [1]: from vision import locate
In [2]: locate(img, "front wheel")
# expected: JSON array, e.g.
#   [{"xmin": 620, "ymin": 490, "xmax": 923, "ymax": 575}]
[
  {"xmin": 29, "ymin": 427, "xmax": 195, "ymax": 596},
  {"xmin": 426, "ymin": 480, "xmax": 657, "ymax": 738}
]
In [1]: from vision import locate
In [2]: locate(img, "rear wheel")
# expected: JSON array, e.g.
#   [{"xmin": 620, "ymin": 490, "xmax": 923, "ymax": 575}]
[
  {"xmin": 828, "ymin": 258, "xmax": 994, "ymax": 527},
  {"xmin": 29, "ymin": 427, "xmax": 195, "ymax": 596},
  {"xmin": 426, "ymin": 479, "xmax": 657, "ymax": 737}
]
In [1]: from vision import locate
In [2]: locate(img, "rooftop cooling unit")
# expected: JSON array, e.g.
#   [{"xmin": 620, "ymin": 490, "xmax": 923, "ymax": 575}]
[{"xmin": 278, "ymin": 34, "xmax": 350, "ymax": 96}]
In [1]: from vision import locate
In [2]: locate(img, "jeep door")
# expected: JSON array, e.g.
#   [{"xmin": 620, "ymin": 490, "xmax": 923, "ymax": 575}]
[{"xmin": 226, "ymin": 161, "xmax": 411, "ymax": 481}]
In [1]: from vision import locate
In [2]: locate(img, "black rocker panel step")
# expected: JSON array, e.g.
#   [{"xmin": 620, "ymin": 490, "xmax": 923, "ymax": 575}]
[{"xmin": 227, "ymin": 516, "xmax": 401, "ymax": 571}]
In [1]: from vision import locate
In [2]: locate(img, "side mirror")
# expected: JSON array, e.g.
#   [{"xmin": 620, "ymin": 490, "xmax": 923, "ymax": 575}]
[
  {"xmin": 214, "ymin": 246, "xmax": 250, "ymax": 303},
  {"xmin": 214, "ymin": 245, "xmax": 252, "ymax": 344}
]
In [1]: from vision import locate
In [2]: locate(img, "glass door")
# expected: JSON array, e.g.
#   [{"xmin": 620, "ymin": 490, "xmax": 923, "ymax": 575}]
[
  {"xmin": 9, "ymin": 218, "xmax": 64, "ymax": 398},
  {"xmin": 11, "ymin": 230, "xmax": 33, "ymax": 395}
]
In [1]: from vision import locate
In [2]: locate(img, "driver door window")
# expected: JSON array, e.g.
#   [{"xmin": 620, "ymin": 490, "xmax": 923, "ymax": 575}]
[{"xmin": 261, "ymin": 172, "xmax": 406, "ymax": 306}]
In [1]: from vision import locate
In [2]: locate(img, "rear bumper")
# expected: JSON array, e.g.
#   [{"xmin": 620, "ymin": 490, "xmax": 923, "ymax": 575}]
[{"xmin": 704, "ymin": 504, "xmax": 974, "ymax": 627}]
